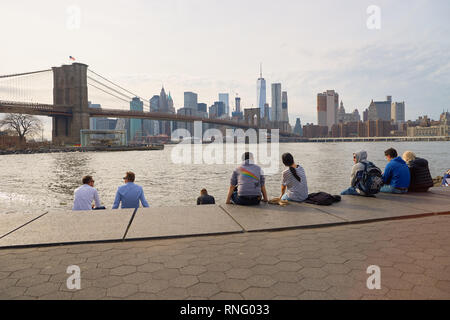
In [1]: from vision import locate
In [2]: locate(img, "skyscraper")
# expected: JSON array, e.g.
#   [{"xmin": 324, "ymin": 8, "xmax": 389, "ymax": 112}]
[
  {"xmin": 368, "ymin": 96, "xmax": 392, "ymax": 121},
  {"xmin": 219, "ymin": 93, "xmax": 230, "ymax": 116},
  {"xmin": 281, "ymin": 91, "xmax": 289, "ymax": 122},
  {"xmin": 257, "ymin": 64, "xmax": 267, "ymax": 119},
  {"xmin": 391, "ymin": 101, "xmax": 405, "ymax": 123},
  {"xmin": 317, "ymin": 90, "xmax": 339, "ymax": 129},
  {"xmin": 271, "ymin": 83, "xmax": 282, "ymax": 122},
  {"xmin": 293, "ymin": 118, "xmax": 303, "ymax": 136},
  {"xmin": 184, "ymin": 92, "xmax": 198, "ymax": 109},
  {"xmin": 130, "ymin": 97, "xmax": 144, "ymax": 142}
]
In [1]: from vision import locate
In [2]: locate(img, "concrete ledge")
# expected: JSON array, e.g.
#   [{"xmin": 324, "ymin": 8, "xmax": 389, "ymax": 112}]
[
  {"xmin": 124, "ymin": 205, "xmax": 243, "ymax": 241},
  {"xmin": 0, "ymin": 212, "xmax": 47, "ymax": 239},
  {"xmin": 0, "ymin": 209, "xmax": 134, "ymax": 248},
  {"xmin": 221, "ymin": 203, "xmax": 346, "ymax": 232},
  {"xmin": 0, "ymin": 187, "xmax": 448, "ymax": 249}
]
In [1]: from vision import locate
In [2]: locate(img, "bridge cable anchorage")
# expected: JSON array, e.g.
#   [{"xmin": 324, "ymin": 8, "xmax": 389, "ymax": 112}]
[
  {"xmin": 0, "ymin": 69, "xmax": 52, "ymax": 79},
  {"xmin": 87, "ymin": 82, "xmax": 135, "ymax": 105},
  {"xmin": 87, "ymin": 69, "xmax": 150, "ymax": 105}
]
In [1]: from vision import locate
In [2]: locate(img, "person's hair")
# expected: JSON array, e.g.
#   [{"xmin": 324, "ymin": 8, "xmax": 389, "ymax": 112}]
[
  {"xmin": 402, "ymin": 151, "xmax": 416, "ymax": 163},
  {"xmin": 82, "ymin": 175, "xmax": 93, "ymax": 184},
  {"xmin": 201, "ymin": 188, "xmax": 208, "ymax": 195},
  {"xmin": 242, "ymin": 152, "xmax": 253, "ymax": 161},
  {"xmin": 282, "ymin": 153, "xmax": 301, "ymax": 182},
  {"xmin": 384, "ymin": 148, "xmax": 398, "ymax": 158},
  {"xmin": 124, "ymin": 171, "xmax": 135, "ymax": 182}
]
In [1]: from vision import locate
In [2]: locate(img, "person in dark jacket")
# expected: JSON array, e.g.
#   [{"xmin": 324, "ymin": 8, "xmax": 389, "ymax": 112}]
[
  {"xmin": 402, "ymin": 151, "xmax": 433, "ymax": 192},
  {"xmin": 197, "ymin": 189, "xmax": 215, "ymax": 205},
  {"xmin": 381, "ymin": 148, "xmax": 410, "ymax": 194}
]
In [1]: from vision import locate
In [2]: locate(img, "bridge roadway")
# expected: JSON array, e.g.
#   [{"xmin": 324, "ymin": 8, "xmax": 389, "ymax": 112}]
[{"xmin": 0, "ymin": 101, "xmax": 295, "ymax": 136}]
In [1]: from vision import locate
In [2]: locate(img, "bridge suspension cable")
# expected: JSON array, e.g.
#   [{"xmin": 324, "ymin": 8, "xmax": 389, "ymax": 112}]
[
  {"xmin": 87, "ymin": 69, "xmax": 150, "ymax": 106},
  {"xmin": 0, "ymin": 69, "xmax": 52, "ymax": 79}
]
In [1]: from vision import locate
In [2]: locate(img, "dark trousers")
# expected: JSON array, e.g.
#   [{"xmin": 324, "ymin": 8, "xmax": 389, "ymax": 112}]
[{"xmin": 231, "ymin": 191, "xmax": 261, "ymax": 206}]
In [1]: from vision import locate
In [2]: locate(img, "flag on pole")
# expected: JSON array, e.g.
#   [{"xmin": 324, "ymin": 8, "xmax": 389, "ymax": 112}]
[{"xmin": 69, "ymin": 56, "xmax": 76, "ymax": 61}]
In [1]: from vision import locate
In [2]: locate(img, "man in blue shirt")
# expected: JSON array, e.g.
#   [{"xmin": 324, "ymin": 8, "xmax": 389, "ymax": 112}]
[
  {"xmin": 381, "ymin": 148, "xmax": 411, "ymax": 194},
  {"xmin": 112, "ymin": 172, "xmax": 149, "ymax": 209}
]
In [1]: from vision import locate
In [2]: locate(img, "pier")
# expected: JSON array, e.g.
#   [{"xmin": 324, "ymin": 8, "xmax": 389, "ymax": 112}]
[{"xmin": 0, "ymin": 188, "xmax": 449, "ymax": 299}]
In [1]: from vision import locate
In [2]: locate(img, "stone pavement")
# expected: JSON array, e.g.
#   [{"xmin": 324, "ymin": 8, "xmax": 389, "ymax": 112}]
[{"xmin": 1, "ymin": 214, "xmax": 450, "ymax": 300}]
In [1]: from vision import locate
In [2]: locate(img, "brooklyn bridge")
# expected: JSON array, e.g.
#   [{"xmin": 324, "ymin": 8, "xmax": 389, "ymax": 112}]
[{"xmin": 0, "ymin": 63, "xmax": 295, "ymax": 144}]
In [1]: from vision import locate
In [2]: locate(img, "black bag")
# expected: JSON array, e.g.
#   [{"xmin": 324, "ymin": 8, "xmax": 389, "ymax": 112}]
[{"xmin": 305, "ymin": 192, "xmax": 341, "ymax": 206}]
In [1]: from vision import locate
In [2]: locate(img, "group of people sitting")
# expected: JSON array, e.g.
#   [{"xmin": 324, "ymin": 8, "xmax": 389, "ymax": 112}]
[
  {"xmin": 341, "ymin": 147, "xmax": 439, "ymax": 197},
  {"xmin": 72, "ymin": 149, "xmax": 447, "ymax": 211}
]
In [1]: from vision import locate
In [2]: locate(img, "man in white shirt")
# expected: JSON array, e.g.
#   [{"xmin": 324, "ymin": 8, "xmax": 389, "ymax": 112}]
[{"xmin": 72, "ymin": 176, "xmax": 103, "ymax": 211}]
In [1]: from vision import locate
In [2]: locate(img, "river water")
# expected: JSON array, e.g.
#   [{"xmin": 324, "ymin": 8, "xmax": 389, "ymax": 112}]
[{"xmin": 0, "ymin": 141, "xmax": 448, "ymax": 215}]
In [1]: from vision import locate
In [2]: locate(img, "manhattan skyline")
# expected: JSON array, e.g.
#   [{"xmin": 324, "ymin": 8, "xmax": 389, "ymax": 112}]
[{"xmin": 1, "ymin": 0, "xmax": 450, "ymax": 139}]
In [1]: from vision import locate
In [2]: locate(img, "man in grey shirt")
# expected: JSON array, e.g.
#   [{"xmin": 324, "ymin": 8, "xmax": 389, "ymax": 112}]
[{"xmin": 226, "ymin": 152, "xmax": 268, "ymax": 206}]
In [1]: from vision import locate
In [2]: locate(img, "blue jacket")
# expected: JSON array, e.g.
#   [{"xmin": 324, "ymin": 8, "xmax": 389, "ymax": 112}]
[
  {"xmin": 112, "ymin": 183, "xmax": 149, "ymax": 209},
  {"xmin": 382, "ymin": 157, "xmax": 411, "ymax": 189}
]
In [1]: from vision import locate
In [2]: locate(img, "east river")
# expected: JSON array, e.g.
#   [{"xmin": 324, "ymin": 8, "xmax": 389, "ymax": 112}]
[{"xmin": 0, "ymin": 142, "xmax": 448, "ymax": 215}]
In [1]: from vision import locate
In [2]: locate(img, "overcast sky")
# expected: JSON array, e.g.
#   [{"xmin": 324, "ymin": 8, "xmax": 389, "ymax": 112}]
[{"xmin": 1, "ymin": 0, "xmax": 449, "ymax": 138}]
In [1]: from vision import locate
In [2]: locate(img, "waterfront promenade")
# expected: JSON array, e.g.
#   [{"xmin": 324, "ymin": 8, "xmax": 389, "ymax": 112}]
[{"xmin": 0, "ymin": 188, "xmax": 449, "ymax": 299}]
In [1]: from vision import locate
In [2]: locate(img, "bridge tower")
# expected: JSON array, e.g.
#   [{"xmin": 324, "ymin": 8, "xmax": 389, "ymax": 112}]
[{"xmin": 52, "ymin": 63, "xmax": 89, "ymax": 145}]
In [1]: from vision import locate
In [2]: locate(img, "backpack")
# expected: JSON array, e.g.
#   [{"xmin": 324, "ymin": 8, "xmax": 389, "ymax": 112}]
[
  {"xmin": 305, "ymin": 192, "xmax": 341, "ymax": 206},
  {"xmin": 357, "ymin": 162, "xmax": 383, "ymax": 196}
]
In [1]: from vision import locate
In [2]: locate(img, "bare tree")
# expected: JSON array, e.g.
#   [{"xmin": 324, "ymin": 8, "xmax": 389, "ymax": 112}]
[{"xmin": 0, "ymin": 113, "xmax": 43, "ymax": 144}]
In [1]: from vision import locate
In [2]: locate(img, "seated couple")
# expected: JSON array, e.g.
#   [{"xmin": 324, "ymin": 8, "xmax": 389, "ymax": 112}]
[{"xmin": 225, "ymin": 152, "xmax": 308, "ymax": 206}]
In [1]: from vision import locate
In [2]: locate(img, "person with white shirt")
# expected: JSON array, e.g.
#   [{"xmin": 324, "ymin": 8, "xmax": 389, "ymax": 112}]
[
  {"xmin": 72, "ymin": 176, "xmax": 104, "ymax": 211},
  {"xmin": 279, "ymin": 153, "xmax": 308, "ymax": 202}
]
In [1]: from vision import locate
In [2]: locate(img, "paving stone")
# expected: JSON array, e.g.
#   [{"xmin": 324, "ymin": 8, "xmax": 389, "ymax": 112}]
[
  {"xmin": 188, "ymin": 283, "xmax": 220, "ymax": 298},
  {"xmin": 169, "ymin": 275, "xmax": 199, "ymax": 288},
  {"xmin": 241, "ymin": 287, "xmax": 276, "ymax": 300},
  {"xmin": 198, "ymin": 271, "xmax": 227, "ymax": 284},
  {"xmin": 211, "ymin": 292, "xmax": 243, "ymax": 300},
  {"xmin": 247, "ymin": 275, "xmax": 277, "ymax": 288},
  {"xmin": 272, "ymin": 282, "xmax": 305, "ymax": 297},
  {"xmin": 24, "ymin": 282, "xmax": 59, "ymax": 297},
  {"xmin": 72, "ymin": 287, "xmax": 107, "ymax": 300},
  {"xmin": 139, "ymin": 279, "xmax": 169, "ymax": 293},
  {"xmin": 107, "ymin": 283, "xmax": 138, "ymax": 298}
]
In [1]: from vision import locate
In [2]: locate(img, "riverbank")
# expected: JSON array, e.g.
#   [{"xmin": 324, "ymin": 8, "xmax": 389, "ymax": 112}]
[
  {"xmin": 0, "ymin": 144, "xmax": 164, "ymax": 155},
  {"xmin": 1, "ymin": 187, "xmax": 449, "ymax": 249}
]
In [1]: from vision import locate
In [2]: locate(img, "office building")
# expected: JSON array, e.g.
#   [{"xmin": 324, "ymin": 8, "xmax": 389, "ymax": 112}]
[
  {"xmin": 391, "ymin": 101, "xmax": 405, "ymax": 123},
  {"xmin": 197, "ymin": 103, "xmax": 207, "ymax": 113},
  {"xmin": 317, "ymin": 90, "xmax": 339, "ymax": 130},
  {"xmin": 130, "ymin": 97, "xmax": 144, "ymax": 142},
  {"xmin": 219, "ymin": 93, "xmax": 230, "ymax": 116},
  {"xmin": 88, "ymin": 101, "xmax": 102, "ymax": 130},
  {"xmin": 281, "ymin": 91, "xmax": 289, "ymax": 122},
  {"xmin": 257, "ymin": 64, "xmax": 267, "ymax": 119},
  {"xmin": 337, "ymin": 101, "xmax": 361, "ymax": 123},
  {"xmin": 209, "ymin": 101, "xmax": 226, "ymax": 119},
  {"xmin": 293, "ymin": 118, "xmax": 303, "ymax": 136},
  {"xmin": 271, "ymin": 83, "xmax": 282, "ymax": 122},
  {"xmin": 367, "ymin": 96, "xmax": 392, "ymax": 121},
  {"xmin": 184, "ymin": 92, "xmax": 198, "ymax": 109}
]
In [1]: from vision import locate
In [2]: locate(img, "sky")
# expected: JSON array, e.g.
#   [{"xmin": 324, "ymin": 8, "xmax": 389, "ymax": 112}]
[{"xmin": 1, "ymin": 0, "xmax": 450, "ymax": 139}]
